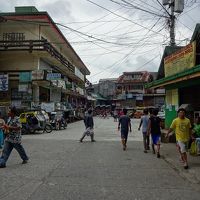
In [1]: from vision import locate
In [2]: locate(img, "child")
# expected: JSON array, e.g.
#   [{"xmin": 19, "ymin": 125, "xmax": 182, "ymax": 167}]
[
  {"xmin": 0, "ymin": 112, "xmax": 5, "ymax": 150},
  {"xmin": 118, "ymin": 109, "xmax": 132, "ymax": 151},
  {"xmin": 148, "ymin": 108, "xmax": 161, "ymax": 158},
  {"xmin": 138, "ymin": 109, "xmax": 149, "ymax": 153}
]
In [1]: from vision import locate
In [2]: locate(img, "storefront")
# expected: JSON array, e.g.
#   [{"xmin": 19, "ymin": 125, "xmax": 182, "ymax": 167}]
[{"xmin": 146, "ymin": 24, "xmax": 200, "ymax": 128}]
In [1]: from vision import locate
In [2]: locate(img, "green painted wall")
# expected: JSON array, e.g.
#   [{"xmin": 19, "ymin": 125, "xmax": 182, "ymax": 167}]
[
  {"xmin": 165, "ymin": 105, "xmax": 177, "ymax": 128},
  {"xmin": 165, "ymin": 89, "xmax": 179, "ymax": 128}
]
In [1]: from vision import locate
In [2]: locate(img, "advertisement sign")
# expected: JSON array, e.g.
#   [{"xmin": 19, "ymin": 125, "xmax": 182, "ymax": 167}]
[
  {"xmin": 32, "ymin": 70, "xmax": 44, "ymax": 80},
  {"xmin": 0, "ymin": 74, "xmax": 8, "ymax": 91},
  {"xmin": 75, "ymin": 67, "xmax": 84, "ymax": 81},
  {"xmin": 51, "ymin": 80, "xmax": 66, "ymax": 89},
  {"xmin": 47, "ymin": 73, "xmax": 61, "ymax": 80},
  {"xmin": 18, "ymin": 84, "xmax": 29, "ymax": 92},
  {"xmin": 164, "ymin": 41, "xmax": 196, "ymax": 77},
  {"xmin": 19, "ymin": 72, "xmax": 32, "ymax": 82},
  {"xmin": 136, "ymin": 94, "xmax": 143, "ymax": 101},
  {"xmin": 11, "ymin": 100, "xmax": 22, "ymax": 108},
  {"xmin": 57, "ymin": 80, "xmax": 66, "ymax": 89},
  {"xmin": 41, "ymin": 102, "xmax": 55, "ymax": 113},
  {"xmin": 127, "ymin": 93, "xmax": 133, "ymax": 99}
]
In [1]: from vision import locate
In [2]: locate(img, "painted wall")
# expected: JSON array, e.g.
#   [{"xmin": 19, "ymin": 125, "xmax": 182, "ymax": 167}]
[
  {"xmin": 165, "ymin": 89, "xmax": 179, "ymax": 128},
  {"xmin": 0, "ymin": 52, "xmax": 38, "ymax": 71}
]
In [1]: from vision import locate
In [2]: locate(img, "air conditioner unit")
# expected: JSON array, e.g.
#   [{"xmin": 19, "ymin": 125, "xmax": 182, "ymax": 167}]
[
  {"xmin": 174, "ymin": 0, "xmax": 184, "ymax": 13},
  {"xmin": 163, "ymin": 0, "xmax": 170, "ymax": 5}
]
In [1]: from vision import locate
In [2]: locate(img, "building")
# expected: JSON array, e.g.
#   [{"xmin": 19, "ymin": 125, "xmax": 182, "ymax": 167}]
[
  {"xmin": 0, "ymin": 6, "xmax": 90, "ymax": 111},
  {"xmin": 98, "ymin": 78, "xmax": 117, "ymax": 99},
  {"xmin": 146, "ymin": 24, "xmax": 200, "ymax": 128},
  {"xmin": 115, "ymin": 71, "xmax": 165, "ymax": 108},
  {"xmin": 86, "ymin": 78, "xmax": 117, "ymax": 106}
]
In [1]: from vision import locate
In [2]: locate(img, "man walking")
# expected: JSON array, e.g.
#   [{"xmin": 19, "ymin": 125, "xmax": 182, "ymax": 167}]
[
  {"xmin": 138, "ymin": 109, "xmax": 150, "ymax": 153},
  {"xmin": 118, "ymin": 108, "xmax": 132, "ymax": 151},
  {"xmin": 80, "ymin": 109, "xmax": 95, "ymax": 142},
  {"xmin": 166, "ymin": 108, "xmax": 191, "ymax": 169},
  {"xmin": 148, "ymin": 109, "xmax": 162, "ymax": 158},
  {"xmin": 0, "ymin": 107, "xmax": 29, "ymax": 168}
]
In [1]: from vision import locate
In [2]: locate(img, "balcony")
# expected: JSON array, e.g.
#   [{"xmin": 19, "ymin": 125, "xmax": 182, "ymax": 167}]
[{"xmin": 0, "ymin": 40, "xmax": 75, "ymax": 73}]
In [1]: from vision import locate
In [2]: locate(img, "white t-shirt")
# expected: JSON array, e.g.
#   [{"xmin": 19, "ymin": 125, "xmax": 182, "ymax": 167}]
[{"xmin": 141, "ymin": 115, "xmax": 149, "ymax": 133}]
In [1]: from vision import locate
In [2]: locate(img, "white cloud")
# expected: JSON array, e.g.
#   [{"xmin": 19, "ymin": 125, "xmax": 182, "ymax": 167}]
[{"xmin": 0, "ymin": 0, "xmax": 199, "ymax": 83}]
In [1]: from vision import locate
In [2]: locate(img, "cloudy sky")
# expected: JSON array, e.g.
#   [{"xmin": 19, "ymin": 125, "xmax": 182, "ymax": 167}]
[{"xmin": 1, "ymin": 0, "xmax": 200, "ymax": 83}]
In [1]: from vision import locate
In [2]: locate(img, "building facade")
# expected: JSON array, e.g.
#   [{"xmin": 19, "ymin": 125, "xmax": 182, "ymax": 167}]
[
  {"xmin": 98, "ymin": 78, "xmax": 117, "ymax": 99},
  {"xmin": 0, "ymin": 7, "xmax": 90, "ymax": 111},
  {"xmin": 116, "ymin": 71, "xmax": 165, "ymax": 108},
  {"xmin": 146, "ymin": 24, "xmax": 200, "ymax": 128}
]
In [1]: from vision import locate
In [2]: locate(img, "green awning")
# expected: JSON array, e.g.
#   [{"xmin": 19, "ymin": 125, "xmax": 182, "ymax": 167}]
[
  {"xmin": 91, "ymin": 93, "xmax": 107, "ymax": 100},
  {"xmin": 145, "ymin": 64, "xmax": 200, "ymax": 89}
]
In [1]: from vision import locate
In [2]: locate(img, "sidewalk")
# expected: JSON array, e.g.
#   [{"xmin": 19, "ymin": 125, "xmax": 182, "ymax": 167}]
[{"xmin": 161, "ymin": 143, "xmax": 200, "ymax": 184}]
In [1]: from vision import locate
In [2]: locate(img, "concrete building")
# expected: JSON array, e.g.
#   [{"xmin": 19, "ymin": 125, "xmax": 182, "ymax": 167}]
[
  {"xmin": 0, "ymin": 6, "xmax": 90, "ymax": 111},
  {"xmin": 116, "ymin": 71, "xmax": 165, "ymax": 108},
  {"xmin": 98, "ymin": 78, "xmax": 117, "ymax": 99}
]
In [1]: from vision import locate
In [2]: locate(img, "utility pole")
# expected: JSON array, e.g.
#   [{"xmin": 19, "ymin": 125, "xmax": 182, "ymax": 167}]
[
  {"xmin": 169, "ymin": 0, "xmax": 176, "ymax": 46},
  {"xmin": 162, "ymin": 0, "xmax": 184, "ymax": 46}
]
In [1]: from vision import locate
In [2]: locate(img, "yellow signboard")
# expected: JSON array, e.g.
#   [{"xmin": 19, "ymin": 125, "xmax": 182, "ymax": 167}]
[{"xmin": 164, "ymin": 41, "xmax": 196, "ymax": 77}]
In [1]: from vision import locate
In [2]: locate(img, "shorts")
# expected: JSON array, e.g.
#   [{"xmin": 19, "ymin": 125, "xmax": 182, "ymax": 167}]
[
  {"xmin": 177, "ymin": 141, "xmax": 188, "ymax": 153},
  {"xmin": 85, "ymin": 128, "xmax": 94, "ymax": 136},
  {"xmin": 121, "ymin": 130, "xmax": 128, "ymax": 140},
  {"xmin": 151, "ymin": 135, "xmax": 161, "ymax": 145}
]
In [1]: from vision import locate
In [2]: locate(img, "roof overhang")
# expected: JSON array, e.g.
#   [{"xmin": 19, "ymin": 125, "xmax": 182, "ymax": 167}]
[{"xmin": 145, "ymin": 65, "xmax": 200, "ymax": 89}]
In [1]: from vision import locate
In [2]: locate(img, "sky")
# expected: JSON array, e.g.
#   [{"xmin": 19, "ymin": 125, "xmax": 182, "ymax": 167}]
[{"xmin": 1, "ymin": 0, "xmax": 200, "ymax": 83}]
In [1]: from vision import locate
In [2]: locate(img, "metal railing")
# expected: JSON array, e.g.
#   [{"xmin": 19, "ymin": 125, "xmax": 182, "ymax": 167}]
[{"xmin": 0, "ymin": 40, "xmax": 74, "ymax": 72}]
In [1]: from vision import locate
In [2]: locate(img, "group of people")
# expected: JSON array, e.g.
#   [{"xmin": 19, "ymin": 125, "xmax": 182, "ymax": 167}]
[
  {"xmin": 1, "ymin": 105, "xmax": 199, "ymax": 170},
  {"xmin": 139, "ymin": 107, "xmax": 199, "ymax": 170},
  {"xmin": 0, "ymin": 107, "xmax": 29, "ymax": 168}
]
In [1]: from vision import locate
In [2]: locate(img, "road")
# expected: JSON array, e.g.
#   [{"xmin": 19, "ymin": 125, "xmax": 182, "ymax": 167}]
[{"xmin": 0, "ymin": 117, "xmax": 199, "ymax": 200}]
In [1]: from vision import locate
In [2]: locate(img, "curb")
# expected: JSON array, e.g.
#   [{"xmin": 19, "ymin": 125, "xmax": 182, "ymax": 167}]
[{"xmin": 162, "ymin": 155, "xmax": 200, "ymax": 185}]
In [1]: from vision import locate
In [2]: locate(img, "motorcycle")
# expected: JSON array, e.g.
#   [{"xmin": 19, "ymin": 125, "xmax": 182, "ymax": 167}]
[
  {"xmin": 20, "ymin": 111, "xmax": 53, "ymax": 134},
  {"xmin": 50, "ymin": 111, "xmax": 67, "ymax": 130}
]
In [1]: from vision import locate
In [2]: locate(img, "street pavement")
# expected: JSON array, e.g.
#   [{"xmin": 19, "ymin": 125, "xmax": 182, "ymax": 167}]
[{"xmin": 0, "ymin": 117, "xmax": 200, "ymax": 200}]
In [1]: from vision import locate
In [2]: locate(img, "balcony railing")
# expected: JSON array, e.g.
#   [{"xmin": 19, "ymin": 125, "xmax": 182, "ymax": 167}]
[{"xmin": 0, "ymin": 40, "xmax": 74, "ymax": 72}]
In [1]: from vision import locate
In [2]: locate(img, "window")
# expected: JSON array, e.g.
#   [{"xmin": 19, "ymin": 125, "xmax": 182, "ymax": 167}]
[
  {"xmin": 3, "ymin": 32, "xmax": 25, "ymax": 41},
  {"xmin": 132, "ymin": 74, "xmax": 142, "ymax": 80},
  {"xmin": 130, "ymin": 85, "xmax": 143, "ymax": 90}
]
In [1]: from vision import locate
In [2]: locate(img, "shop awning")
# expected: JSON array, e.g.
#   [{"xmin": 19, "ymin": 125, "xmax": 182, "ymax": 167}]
[
  {"xmin": 145, "ymin": 64, "xmax": 200, "ymax": 89},
  {"xmin": 91, "ymin": 93, "xmax": 107, "ymax": 101}
]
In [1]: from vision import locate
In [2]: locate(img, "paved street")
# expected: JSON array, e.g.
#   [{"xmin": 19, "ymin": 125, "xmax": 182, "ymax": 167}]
[{"xmin": 0, "ymin": 117, "xmax": 200, "ymax": 200}]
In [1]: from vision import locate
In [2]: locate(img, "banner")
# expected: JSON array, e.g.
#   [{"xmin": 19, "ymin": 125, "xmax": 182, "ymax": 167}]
[
  {"xmin": 19, "ymin": 72, "xmax": 32, "ymax": 82},
  {"xmin": 164, "ymin": 41, "xmax": 196, "ymax": 77},
  {"xmin": 32, "ymin": 70, "xmax": 44, "ymax": 80},
  {"xmin": 41, "ymin": 102, "xmax": 55, "ymax": 113},
  {"xmin": 136, "ymin": 94, "xmax": 143, "ymax": 101},
  {"xmin": 18, "ymin": 84, "xmax": 29, "ymax": 92},
  {"xmin": 0, "ymin": 74, "xmax": 8, "ymax": 91},
  {"xmin": 47, "ymin": 73, "xmax": 61, "ymax": 80}
]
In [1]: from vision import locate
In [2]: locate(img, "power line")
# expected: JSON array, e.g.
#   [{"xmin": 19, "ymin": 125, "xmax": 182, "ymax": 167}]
[
  {"xmin": 109, "ymin": 0, "xmax": 169, "ymax": 18},
  {"xmin": 85, "ymin": 0, "xmax": 167, "ymax": 37},
  {"xmin": 155, "ymin": 0, "xmax": 171, "ymax": 17}
]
